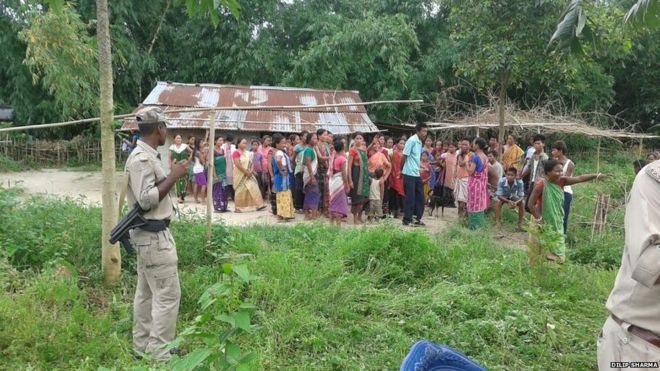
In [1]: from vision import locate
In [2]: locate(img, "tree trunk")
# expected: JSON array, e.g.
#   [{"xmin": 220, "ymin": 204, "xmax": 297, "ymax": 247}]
[
  {"xmin": 98, "ymin": 0, "xmax": 121, "ymax": 284},
  {"xmin": 498, "ymin": 70, "xmax": 510, "ymax": 146}
]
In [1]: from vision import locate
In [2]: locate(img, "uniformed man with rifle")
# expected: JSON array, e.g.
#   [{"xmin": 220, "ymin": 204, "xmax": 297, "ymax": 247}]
[{"xmin": 119, "ymin": 107, "xmax": 188, "ymax": 361}]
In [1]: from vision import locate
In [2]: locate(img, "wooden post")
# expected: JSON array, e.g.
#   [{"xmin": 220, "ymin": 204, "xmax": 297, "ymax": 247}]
[
  {"xmin": 638, "ymin": 138, "xmax": 644, "ymax": 158},
  {"xmin": 596, "ymin": 137, "xmax": 602, "ymax": 174},
  {"xmin": 206, "ymin": 112, "xmax": 216, "ymax": 241}
]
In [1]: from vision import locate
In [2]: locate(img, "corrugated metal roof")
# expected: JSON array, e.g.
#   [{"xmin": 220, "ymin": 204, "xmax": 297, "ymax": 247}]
[{"xmin": 122, "ymin": 81, "xmax": 379, "ymax": 134}]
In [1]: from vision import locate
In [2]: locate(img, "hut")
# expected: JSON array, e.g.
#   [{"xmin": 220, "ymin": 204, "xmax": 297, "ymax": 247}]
[{"xmin": 122, "ymin": 81, "xmax": 380, "ymax": 169}]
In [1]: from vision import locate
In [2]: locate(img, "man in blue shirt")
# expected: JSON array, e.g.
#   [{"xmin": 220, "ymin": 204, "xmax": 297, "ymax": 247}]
[
  {"xmin": 495, "ymin": 167, "xmax": 526, "ymax": 230},
  {"xmin": 401, "ymin": 123, "xmax": 428, "ymax": 226}
]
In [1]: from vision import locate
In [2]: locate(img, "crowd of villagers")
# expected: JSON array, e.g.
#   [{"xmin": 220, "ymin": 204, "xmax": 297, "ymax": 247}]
[{"xmin": 165, "ymin": 126, "xmax": 656, "ymax": 264}]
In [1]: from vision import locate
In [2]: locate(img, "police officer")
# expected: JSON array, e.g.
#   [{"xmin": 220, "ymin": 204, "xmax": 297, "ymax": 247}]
[
  {"xmin": 126, "ymin": 107, "xmax": 188, "ymax": 361},
  {"xmin": 597, "ymin": 159, "xmax": 660, "ymax": 370}
]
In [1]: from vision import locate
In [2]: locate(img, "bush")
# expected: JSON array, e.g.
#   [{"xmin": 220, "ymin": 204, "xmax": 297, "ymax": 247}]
[{"xmin": 338, "ymin": 224, "xmax": 447, "ymax": 285}]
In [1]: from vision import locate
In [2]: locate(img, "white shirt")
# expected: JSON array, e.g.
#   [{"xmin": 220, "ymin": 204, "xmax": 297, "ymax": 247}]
[
  {"xmin": 369, "ymin": 178, "xmax": 382, "ymax": 201},
  {"xmin": 562, "ymin": 159, "xmax": 573, "ymax": 194}
]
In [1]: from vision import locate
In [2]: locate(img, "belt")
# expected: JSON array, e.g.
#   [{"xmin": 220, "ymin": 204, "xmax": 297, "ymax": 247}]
[
  {"xmin": 138, "ymin": 219, "xmax": 170, "ymax": 233},
  {"xmin": 611, "ymin": 314, "xmax": 660, "ymax": 348}
]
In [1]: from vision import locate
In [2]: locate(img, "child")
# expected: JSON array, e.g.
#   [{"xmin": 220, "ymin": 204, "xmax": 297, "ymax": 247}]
[
  {"xmin": 368, "ymin": 168, "xmax": 385, "ymax": 222},
  {"xmin": 527, "ymin": 159, "xmax": 606, "ymax": 264},
  {"xmin": 494, "ymin": 167, "xmax": 526, "ymax": 230}
]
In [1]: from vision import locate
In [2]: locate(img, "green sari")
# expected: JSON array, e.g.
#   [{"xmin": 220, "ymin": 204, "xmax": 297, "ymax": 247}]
[
  {"xmin": 170, "ymin": 144, "xmax": 189, "ymax": 199},
  {"xmin": 540, "ymin": 180, "xmax": 566, "ymax": 256}
]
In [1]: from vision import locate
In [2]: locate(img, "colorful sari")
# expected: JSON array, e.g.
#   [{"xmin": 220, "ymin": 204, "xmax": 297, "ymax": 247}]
[
  {"xmin": 169, "ymin": 144, "xmax": 189, "ymax": 199},
  {"xmin": 212, "ymin": 150, "xmax": 228, "ymax": 212},
  {"xmin": 303, "ymin": 147, "xmax": 320, "ymax": 211},
  {"xmin": 233, "ymin": 150, "xmax": 265, "ymax": 212},
  {"xmin": 328, "ymin": 153, "xmax": 349, "ymax": 218},
  {"xmin": 316, "ymin": 143, "xmax": 330, "ymax": 213},
  {"xmin": 467, "ymin": 153, "xmax": 490, "ymax": 230},
  {"xmin": 273, "ymin": 150, "xmax": 294, "ymax": 219},
  {"xmin": 349, "ymin": 148, "xmax": 370, "ymax": 213},
  {"xmin": 502, "ymin": 144, "xmax": 524, "ymax": 171},
  {"xmin": 390, "ymin": 149, "xmax": 404, "ymax": 196}
]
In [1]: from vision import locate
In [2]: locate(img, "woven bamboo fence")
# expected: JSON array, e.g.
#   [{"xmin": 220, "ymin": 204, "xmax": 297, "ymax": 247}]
[{"xmin": 0, "ymin": 135, "xmax": 127, "ymax": 166}]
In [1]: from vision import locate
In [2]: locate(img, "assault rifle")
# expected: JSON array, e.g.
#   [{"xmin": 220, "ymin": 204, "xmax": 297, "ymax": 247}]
[{"xmin": 109, "ymin": 203, "xmax": 147, "ymax": 254}]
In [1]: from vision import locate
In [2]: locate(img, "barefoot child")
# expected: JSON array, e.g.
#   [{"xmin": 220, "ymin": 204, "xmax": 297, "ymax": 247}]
[{"xmin": 368, "ymin": 169, "xmax": 385, "ymax": 222}]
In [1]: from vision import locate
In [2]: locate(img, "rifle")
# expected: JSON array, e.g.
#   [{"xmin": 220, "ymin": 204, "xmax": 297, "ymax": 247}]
[{"xmin": 109, "ymin": 203, "xmax": 147, "ymax": 254}]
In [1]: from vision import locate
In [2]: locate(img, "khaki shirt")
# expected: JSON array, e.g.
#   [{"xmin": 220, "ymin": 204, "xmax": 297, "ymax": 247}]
[
  {"xmin": 606, "ymin": 160, "xmax": 660, "ymax": 334},
  {"xmin": 125, "ymin": 140, "xmax": 175, "ymax": 221}
]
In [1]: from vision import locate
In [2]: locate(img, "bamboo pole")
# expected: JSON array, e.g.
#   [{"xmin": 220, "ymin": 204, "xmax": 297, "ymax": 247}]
[
  {"xmin": 206, "ymin": 112, "xmax": 216, "ymax": 241},
  {"xmin": 596, "ymin": 137, "xmax": 602, "ymax": 174},
  {"xmin": 0, "ymin": 100, "xmax": 423, "ymax": 133}
]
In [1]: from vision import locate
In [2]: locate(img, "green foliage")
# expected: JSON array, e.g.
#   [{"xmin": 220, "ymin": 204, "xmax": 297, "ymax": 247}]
[
  {"xmin": 0, "ymin": 155, "xmax": 21, "ymax": 172},
  {"xmin": 0, "ymin": 183, "xmax": 624, "ymax": 370},
  {"xmin": 0, "ymin": 187, "xmax": 102, "ymax": 271},
  {"xmin": 170, "ymin": 263, "xmax": 257, "ymax": 370},
  {"xmin": 339, "ymin": 226, "xmax": 446, "ymax": 285},
  {"xmin": 624, "ymin": 0, "xmax": 660, "ymax": 26},
  {"xmin": 18, "ymin": 3, "xmax": 99, "ymax": 119}
]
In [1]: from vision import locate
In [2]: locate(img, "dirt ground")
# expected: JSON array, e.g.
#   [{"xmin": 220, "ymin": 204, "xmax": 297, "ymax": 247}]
[{"xmin": 2, "ymin": 169, "xmax": 467, "ymax": 235}]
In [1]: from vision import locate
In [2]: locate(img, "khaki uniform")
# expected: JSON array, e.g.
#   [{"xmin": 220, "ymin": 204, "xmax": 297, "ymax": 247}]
[
  {"xmin": 126, "ymin": 140, "xmax": 179, "ymax": 361},
  {"xmin": 597, "ymin": 160, "xmax": 660, "ymax": 370}
]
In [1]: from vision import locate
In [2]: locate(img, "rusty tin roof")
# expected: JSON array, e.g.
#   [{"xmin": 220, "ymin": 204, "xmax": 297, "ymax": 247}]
[{"xmin": 122, "ymin": 81, "xmax": 379, "ymax": 134}]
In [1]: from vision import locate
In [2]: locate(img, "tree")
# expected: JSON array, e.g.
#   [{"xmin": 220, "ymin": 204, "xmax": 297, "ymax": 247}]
[
  {"xmin": 550, "ymin": 0, "xmax": 659, "ymax": 49},
  {"xmin": 96, "ymin": 0, "xmax": 120, "ymax": 284},
  {"xmin": 450, "ymin": 0, "xmax": 616, "ymax": 142}
]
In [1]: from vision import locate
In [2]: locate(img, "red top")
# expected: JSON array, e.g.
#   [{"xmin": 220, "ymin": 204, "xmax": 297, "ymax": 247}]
[
  {"xmin": 232, "ymin": 150, "xmax": 242, "ymax": 161},
  {"xmin": 349, "ymin": 148, "xmax": 364, "ymax": 166}
]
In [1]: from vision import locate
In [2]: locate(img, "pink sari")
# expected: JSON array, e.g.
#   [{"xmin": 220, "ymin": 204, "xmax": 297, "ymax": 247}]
[{"xmin": 467, "ymin": 152, "xmax": 490, "ymax": 213}]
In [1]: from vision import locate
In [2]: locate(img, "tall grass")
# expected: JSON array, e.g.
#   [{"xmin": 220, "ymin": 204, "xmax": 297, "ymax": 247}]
[{"xmin": 0, "ymin": 179, "xmax": 621, "ymax": 370}]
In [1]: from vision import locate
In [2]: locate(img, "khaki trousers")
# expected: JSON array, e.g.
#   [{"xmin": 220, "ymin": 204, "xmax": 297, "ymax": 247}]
[
  {"xmin": 597, "ymin": 316, "xmax": 660, "ymax": 370},
  {"xmin": 131, "ymin": 228, "xmax": 180, "ymax": 361}
]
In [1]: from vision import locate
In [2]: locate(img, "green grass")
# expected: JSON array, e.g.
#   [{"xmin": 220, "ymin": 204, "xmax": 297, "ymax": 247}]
[{"xmin": 0, "ymin": 150, "xmax": 634, "ymax": 370}]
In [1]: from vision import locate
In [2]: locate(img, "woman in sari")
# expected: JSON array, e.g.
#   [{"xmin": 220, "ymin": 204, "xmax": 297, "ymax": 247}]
[
  {"xmin": 388, "ymin": 138, "xmax": 406, "ymax": 218},
  {"xmin": 466, "ymin": 138, "xmax": 490, "ymax": 230},
  {"xmin": 501, "ymin": 134, "xmax": 524, "ymax": 171},
  {"xmin": 192, "ymin": 138, "xmax": 208, "ymax": 204},
  {"xmin": 420, "ymin": 151, "xmax": 435, "ymax": 205},
  {"xmin": 315, "ymin": 129, "xmax": 331, "ymax": 216},
  {"xmin": 347, "ymin": 133, "xmax": 370, "ymax": 224},
  {"xmin": 232, "ymin": 138, "xmax": 266, "ymax": 213},
  {"xmin": 272, "ymin": 133, "xmax": 294, "ymax": 221},
  {"xmin": 528, "ymin": 159, "xmax": 605, "ymax": 263},
  {"xmin": 212, "ymin": 137, "xmax": 228, "ymax": 212},
  {"xmin": 328, "ymin": 140, "xmax": 350, "ymax": 226},
  {"xmin": 169, "ymin": 134, "xmax": 189, "ymax": 203},
  {"xmin": 303, "ymin": 133, "xmax": 320, "ymax": 220}
]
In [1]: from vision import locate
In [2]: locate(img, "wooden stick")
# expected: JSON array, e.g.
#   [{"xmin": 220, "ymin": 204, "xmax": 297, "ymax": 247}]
[
  {"xmin": 596, "ymin": 137, "xmax": 602, "ymax": 174},
  {"xmin": 0, "ymin": 100, "xmax": 423, "ymax": 133},
  {"xmin": 206, "ymin": 115, "xmax": 216, "ymax": 242}
]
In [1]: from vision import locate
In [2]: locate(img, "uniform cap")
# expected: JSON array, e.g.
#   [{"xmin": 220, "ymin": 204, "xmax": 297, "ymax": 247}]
[{"xmin": 135, "ymin": 107, "xmax": 169, "ymax": 125}]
